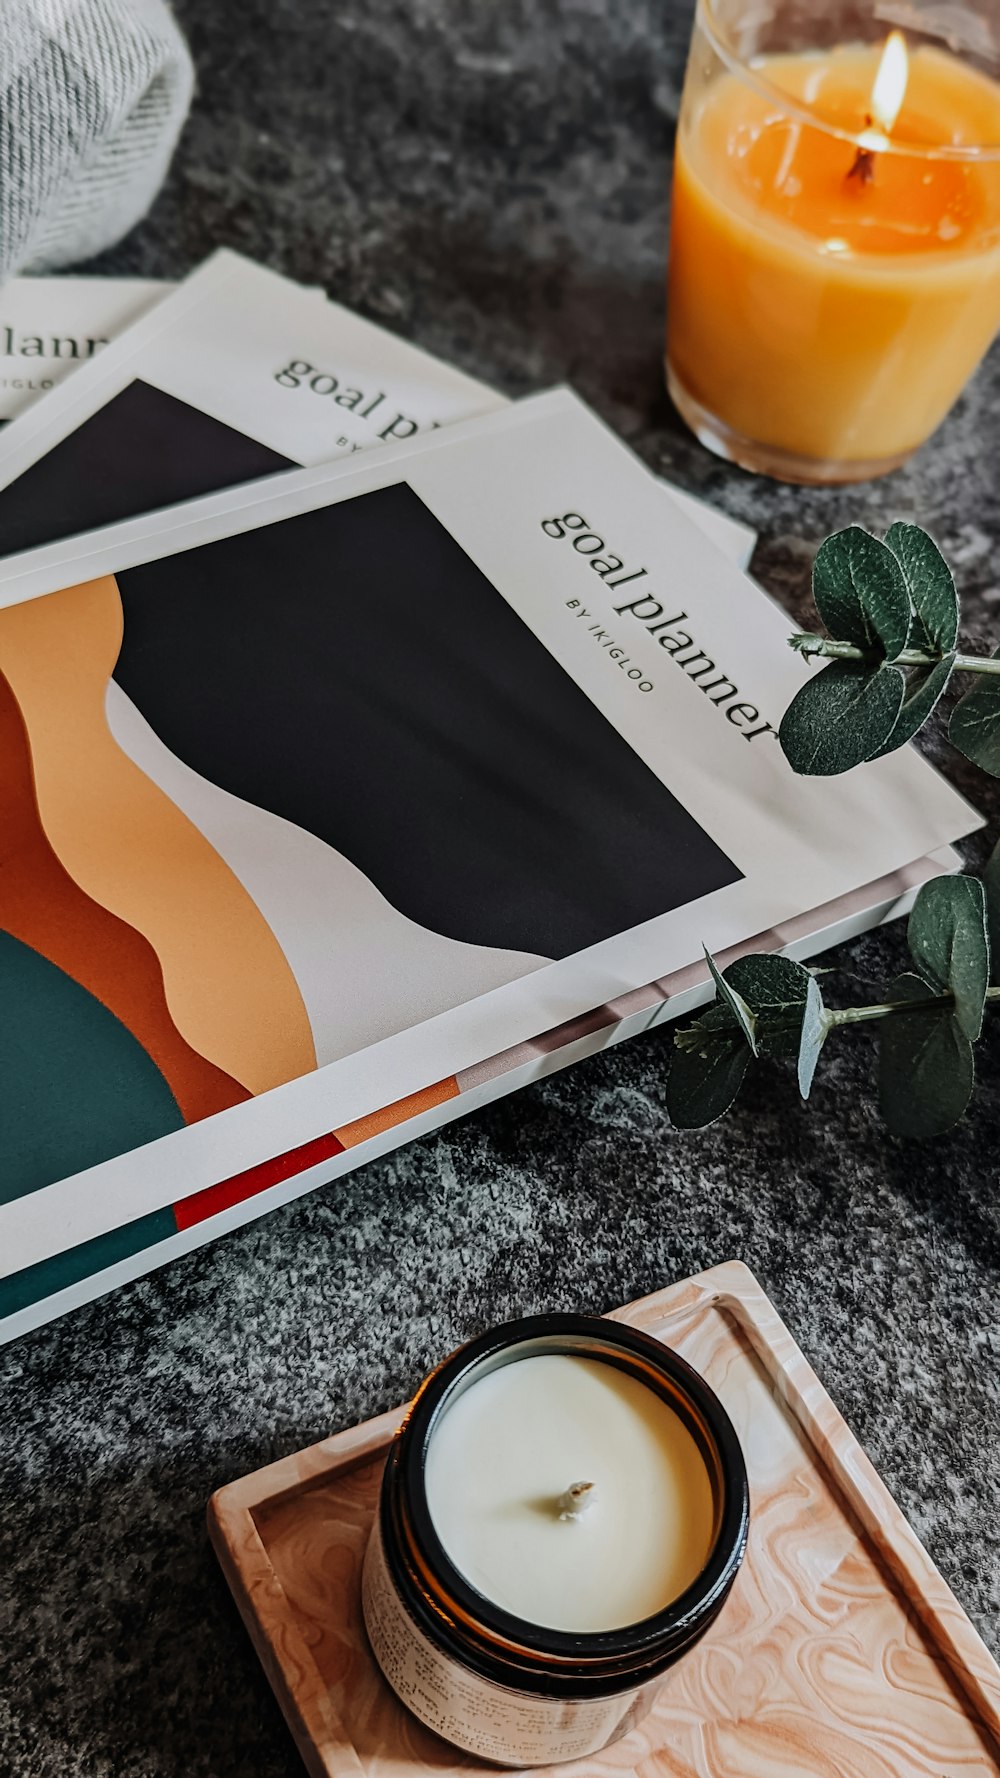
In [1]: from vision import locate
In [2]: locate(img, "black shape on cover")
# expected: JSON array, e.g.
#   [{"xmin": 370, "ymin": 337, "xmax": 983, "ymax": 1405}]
[
  {"xmin": 114, "ymin": 482, "xmax": 741, "ymax": 959},
  {"xmin": 0, "ymin": 381, "xmax": 295, "ymax": 558}
]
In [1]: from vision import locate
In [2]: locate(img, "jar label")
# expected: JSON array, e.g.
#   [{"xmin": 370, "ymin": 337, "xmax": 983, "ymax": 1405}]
[{"xmin": 361, "ymin": 1516, "xmax": 652, "ymax": 1766}]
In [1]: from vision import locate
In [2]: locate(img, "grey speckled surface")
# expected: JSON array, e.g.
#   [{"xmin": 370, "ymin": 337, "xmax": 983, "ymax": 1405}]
[{"xmin": 1, "ymin": 3, "xmax": 999, "ymax": 1774}]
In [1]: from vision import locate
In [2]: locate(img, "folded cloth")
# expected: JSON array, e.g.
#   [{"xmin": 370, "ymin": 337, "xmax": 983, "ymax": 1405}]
[{"xmin": 0, "ymin": 0, "xmax": 194, "ymax": 280}]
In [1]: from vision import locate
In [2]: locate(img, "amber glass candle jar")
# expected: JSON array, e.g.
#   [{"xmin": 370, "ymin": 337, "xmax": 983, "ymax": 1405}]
[{"xmin": 362, "ymin": 1314, "xmax": 750, "ymax": 1766}]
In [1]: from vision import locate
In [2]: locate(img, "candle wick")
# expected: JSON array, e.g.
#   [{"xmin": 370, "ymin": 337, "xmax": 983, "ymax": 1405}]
[
  {"xmin": 558, "ymin": 1480, "xmax": 597, "ymax": 1521},
  {"xmin": 847, "ymin": 145, "xmax": 876, "ymax": 184},
  {"xmin": 847, "ymin": 113, "xmax": 877, "ymax": 185}
]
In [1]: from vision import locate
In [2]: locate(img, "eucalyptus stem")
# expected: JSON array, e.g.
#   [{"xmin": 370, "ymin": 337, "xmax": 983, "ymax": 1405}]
[
  {"xmin": 789, "ymin": 633, "xmax": 1000, "ymax": 674},
  {"xmin": 677, "ymin": 984, "xmax": 1000, "ymax": 1055},
  {"xmin": 828, "ymin": 986, "xmax": 1000, "ymax": 1027}
]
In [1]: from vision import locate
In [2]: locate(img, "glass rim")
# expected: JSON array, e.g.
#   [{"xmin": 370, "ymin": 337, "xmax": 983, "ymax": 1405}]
[{"xmin": 699, "ymin": 0, "xmax": 1000, "ymax": 162}]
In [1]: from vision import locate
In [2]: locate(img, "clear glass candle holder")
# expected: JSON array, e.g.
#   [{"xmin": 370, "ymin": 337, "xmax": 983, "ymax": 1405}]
[{"xmin": 666, "ymin": 0, "xmax": 1000, "ymax": 484}]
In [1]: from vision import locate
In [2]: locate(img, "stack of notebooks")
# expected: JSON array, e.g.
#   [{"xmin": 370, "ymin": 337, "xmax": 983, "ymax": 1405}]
[{"xmin": 0, "ymin": 252, "xmax": 979, "ymax": 1341}]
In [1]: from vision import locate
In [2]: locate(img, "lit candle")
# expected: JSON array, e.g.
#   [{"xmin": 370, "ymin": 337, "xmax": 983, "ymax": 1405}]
[
  {"xmin": 667, "ymin": 8, "xmax": 1000, "ymax": 482},
  {"xmin": 424, "ymin": 1352, "xmax": 716, "ymax": 1632},
  {"xmin": 362, "ymin": 1317, "xmax": 749, "ymax": 1766}
]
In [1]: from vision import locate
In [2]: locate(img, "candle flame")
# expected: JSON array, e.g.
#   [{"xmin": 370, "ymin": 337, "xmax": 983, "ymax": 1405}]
[
  {"xmin": 846, "ymin": 31, "xmax": 908, "ymax": 180},
  {"xmin": 867, "ymin": 30, "xmax": 909, "ymax": 141}
]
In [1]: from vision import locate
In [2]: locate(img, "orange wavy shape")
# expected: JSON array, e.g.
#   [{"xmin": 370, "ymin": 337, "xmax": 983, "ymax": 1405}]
[
  {"xmin": 0, "ymin": 575, "xmax": 317, "ymax": 1094},
  {"xmin": 334, "ymin": 1078, "xmax": 459, "ymax": 1149},
  {"xmin": 0, "ymin": 664, "xmax": 252, "ymax": 1126}
]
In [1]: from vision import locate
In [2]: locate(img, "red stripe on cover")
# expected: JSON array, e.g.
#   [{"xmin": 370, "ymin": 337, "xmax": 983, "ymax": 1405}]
[
  {"xmin": 172, "ymin": 1075, "xmax": 462, "ymax": 1234},
  {"xmin": 173, "ymin": 1132, "xmax": 346, "ymax": 1230}
]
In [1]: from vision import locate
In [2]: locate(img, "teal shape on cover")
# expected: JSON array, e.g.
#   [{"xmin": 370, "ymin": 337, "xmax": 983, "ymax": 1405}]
[
  {"xmin": 0, "ymin": 929, "xmax": 185, "ymax": 1207},
  {"xmin": 0, "ymin": 1208, "xmax": 178, "ymax": 1320}
]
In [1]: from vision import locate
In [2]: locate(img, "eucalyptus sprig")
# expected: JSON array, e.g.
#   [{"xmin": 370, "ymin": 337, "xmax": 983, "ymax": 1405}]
[
  {"xmin": 669, "ymin": 872, "xmax": 999, "ymax": 1138},
  {"xmin": 668, "ymin": 520, "xmax": 1000, "ymax": 1138},
  {"xmin": 779, "ymin": 522, "xmax": 1000, "ymax": 776}
]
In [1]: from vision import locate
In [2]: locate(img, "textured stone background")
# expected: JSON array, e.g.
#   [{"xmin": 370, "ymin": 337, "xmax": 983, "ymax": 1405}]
[{"xmin": 1, "ymin": 3, "xmax": 998, "ymax": 1774}]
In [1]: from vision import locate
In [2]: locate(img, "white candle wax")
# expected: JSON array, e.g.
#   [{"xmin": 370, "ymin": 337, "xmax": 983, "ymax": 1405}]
[{"xmin": 423, "ymin": 1353, "xmax": 716, "ymax": 1633}]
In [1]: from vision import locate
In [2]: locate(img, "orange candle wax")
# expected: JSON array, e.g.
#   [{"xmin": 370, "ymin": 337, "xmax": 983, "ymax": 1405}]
[{"xmin": 667, "ymin": 35, "xmax": 1000, "ymax": 479}]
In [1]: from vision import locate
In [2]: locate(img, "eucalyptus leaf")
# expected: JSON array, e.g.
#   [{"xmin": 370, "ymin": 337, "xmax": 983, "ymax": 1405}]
[
  {"xmin": 668, "ymin": 1006, "xmax": 749, "ymax": 1129},
  {"xmin": 673, "ymin": 1001, "xmax": 739, "ymax": 1052},
  {"xmin": 724, "ymin": 953, "xmax": 814, "ymax": 1058},
  {"xmin": 949, "ymin": 648, "xmax": 1000, "ymax": 775},
  {"xmin": 813, "ymin": 527, "xmax": 911, "ymax": 661},
  {"xmin": 796, "ymin": 975, "xmax": 830, "ymax": 1099},
  {"xmin": 983, "ymin": 840, "xmax": 1000, "ymax": 980},
  {"xmin": 877, "ymin": 973, "xmax": 974, "ymax": 1137},
  {"xmin": 884, "ymin": 522, "xmax": 959, "ymax": 653},
  {"xmin": 703, "ymin": 947, "xmax": 758, "ymax": 1056},
  {"xmin": 906, "ymin": 874, "xmax": 989, "ymax": 1040},
  {"xmin": 868, "ymin": 653, "xmax": 956, "ymax": 760},
  {"xmin": 780, "ymin": 660, "xmax": 905, "ymax": 776}
]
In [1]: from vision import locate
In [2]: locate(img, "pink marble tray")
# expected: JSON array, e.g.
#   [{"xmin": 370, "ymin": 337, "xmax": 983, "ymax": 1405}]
[{"xmin": 207, "ymin": 1262, "xmax": 1000, "ymax": 1777}]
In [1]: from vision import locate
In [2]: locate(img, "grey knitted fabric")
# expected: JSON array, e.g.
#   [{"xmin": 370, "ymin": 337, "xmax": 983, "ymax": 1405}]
[{"xmin": 1, "ymin": 0, "xmax": 194, "ymax": 279}]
